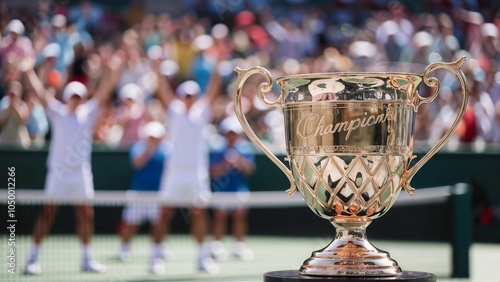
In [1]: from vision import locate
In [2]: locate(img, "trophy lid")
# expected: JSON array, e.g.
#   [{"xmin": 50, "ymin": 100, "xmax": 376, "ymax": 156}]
[{"xmin": 275, "ymin": 73, "xmax": 423, "ymax": 104}]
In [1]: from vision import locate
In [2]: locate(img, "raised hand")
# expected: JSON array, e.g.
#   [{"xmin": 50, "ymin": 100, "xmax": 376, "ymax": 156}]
[
  {"xmin": 18, "ymin": 52, "xmax": 36, "ymax": 73},
  {"xmin": 107, "ymin": 49, "xmax": 126, "ymax": 72},
  {"xmin": 20, "ymin": 51, "xmax": 52, "ymax": 108}
]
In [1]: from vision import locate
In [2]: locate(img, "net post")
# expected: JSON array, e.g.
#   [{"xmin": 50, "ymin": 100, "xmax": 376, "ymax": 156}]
[{"xmin": 451, "ymin": 182, "xmax": 471, "ymax": 278}]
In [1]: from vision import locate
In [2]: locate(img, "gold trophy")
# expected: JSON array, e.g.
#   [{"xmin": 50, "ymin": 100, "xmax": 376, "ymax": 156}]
[{"xmin": 233, "ymin": 58, "xmax": 468, "ymax": 276}]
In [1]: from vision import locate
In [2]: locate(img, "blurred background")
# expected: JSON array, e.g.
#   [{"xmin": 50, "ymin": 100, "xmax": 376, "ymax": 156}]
[{"xmin": 1, "ymin": 0, "xmax": 500, "ymax": 281}]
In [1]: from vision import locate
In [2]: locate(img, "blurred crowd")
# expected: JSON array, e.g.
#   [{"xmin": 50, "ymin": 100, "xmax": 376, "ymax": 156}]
[{"xmin": 1, "ymin": 0, "xmax": 500, "ymax": 151}]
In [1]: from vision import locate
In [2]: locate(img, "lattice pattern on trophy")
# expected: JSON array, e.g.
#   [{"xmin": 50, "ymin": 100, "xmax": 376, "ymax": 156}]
[{"xmin": 291, "ymin": 154, "xmax": 404, "ymax": 219}]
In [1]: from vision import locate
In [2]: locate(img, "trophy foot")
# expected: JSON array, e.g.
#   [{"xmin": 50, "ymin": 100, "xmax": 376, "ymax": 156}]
[{"xmin": 299, "ymin": 217, "xmax": 402, "ymax": 277}]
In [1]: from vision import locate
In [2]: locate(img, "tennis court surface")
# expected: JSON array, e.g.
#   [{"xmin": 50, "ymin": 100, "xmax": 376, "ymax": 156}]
[
  {"xmin": 2, "ymin": 190, "xmax": 499, "ymax": 282},
  {"xmin": 2, "ymin": 234, "xmax": 500, "ymax": 282}
]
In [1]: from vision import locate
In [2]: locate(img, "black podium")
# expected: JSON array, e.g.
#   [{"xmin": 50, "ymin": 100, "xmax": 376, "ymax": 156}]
[{"xmin": 263, "ymin": 270, "xmax": 436, "ymax": 282}]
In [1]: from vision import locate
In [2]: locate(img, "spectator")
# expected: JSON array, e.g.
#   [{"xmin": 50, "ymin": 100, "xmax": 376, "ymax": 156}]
[
  {"xmin": 119, "ymin": 121, "xmax": 171, "ymax": 275},
  {"xmin": 92, "ymin": 99, "xmax": 118, "ymax": 145},
  {"xmin": 68, "ymin": 0, "xmax": 103, "ymax": 34},
  {"xmin": 49, "ymin": 14, "xmax": 72, "ymax": 75},
  {"xmin": 190, "ymin": 34, "xmax": 217, "ymax": 94},
  {"xmin": 0, "ymin": 19, "xmax": 32, "ymax": 62},
  {"xmin": 38, "ymin": 43, "xmax": 63, "ymax": 91},
  {"xmin": 1, "ymin": 19, "xmax": 33, "ymax": 82},
  {"xmin": 470, "ymin": 67, "xmax": 496, "ymax": 142},
  {"xmin": 140, "ymin": 14, "xmax": 161, "ymax": 52},
  {"xmin": 24, "ymin": 90, "xmax": 49, "ymax": 147},
  {"xmin": 0, "ymin": 0, "xmax": 498, "ymax": 153},
  {"xmin": 116, "ymin": 42, "xmax": 155, "ymax": 98},
  {"xmin": 234, "ymin": 10, "xmax": 271, "ymax": 53},
  {"xmin": 210, "ymin": 116, "xmax": 255, "ymax": 261},
  {"xmin": 492, "ymin": 100, "xmax": 500, "ymax": 143},
  {"xmin": 376, "ymin": 20, "xmax": 407, "ymax": 63},
  {"xmin": 116, "ymin": 83, "xmax": 149, "ymax": 147},
  {"xmin": 0, "ymin": 80, "xmax": 31, "ymax": 148},
  {"xmin": 67, "ymin": 42, "xmax": 89, "ymax": 85}
]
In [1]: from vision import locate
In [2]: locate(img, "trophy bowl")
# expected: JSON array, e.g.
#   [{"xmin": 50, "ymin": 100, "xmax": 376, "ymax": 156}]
[{"xmin": 233, "ymin": 58, "xmax": 468, "ymax": 277}]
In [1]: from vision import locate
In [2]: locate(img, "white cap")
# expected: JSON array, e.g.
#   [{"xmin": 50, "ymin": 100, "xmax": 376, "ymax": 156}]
[
  {"xmin": 381, "ymin": 20, "xmax": 399, "ymax": 36},
  {"xmin": 119, "ymin": 83, "xmax": 143, "ymax": 102},
  {"xmin": 414, "ymin": 31, "xmax": 433, "ymax": 48},
  {"xmin": 147, "ymin": 45, "xmax": 164, "ymax": 60},
  {"xmin": 349, "ymin": 41, "xmax": 377, "ymax": 58},
  {"xmin": 62, "ymin": 81, "xmax": 88, "ymax": 102},
  {"xmin": 445, "ymin": 35, "xmax": 460, "ymax": 51},
  {"xmin": 52, "ymin": 14, "xmax": 67, "ymax": 28},
  {"xmin": 176, "ymin": 80, "xmax": 201, "ymax": 98},
  {"xmin": 194, "ymin": 34, "xmax": 214, "ymax": 51},
  {"xmin": 160, "ymin": 59, "xmax": 179, "ymax": 77},
  {"xmin": 42, "ymin": 43, "xmax": 61, "ymax": 58},
  {"xmin": 141, "ymin": 121, "xmax": 166, "ymax": 139},
  {"xmin": 219, "ymin": 115, "xmax": 244, "ymax": 135},
  {"xmin": 212, "ymin": 23, "xmax": 229, "ymax": 39},
  {"xmin": 6, "ymin": 19, "xmax": 25, "ymax": 35},
  {"xmin": 482, "ymin": 23, "xmax": 499, "ymax": 39}
]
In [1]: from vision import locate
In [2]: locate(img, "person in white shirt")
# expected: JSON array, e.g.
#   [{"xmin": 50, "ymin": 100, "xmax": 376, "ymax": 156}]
[
  {"xmin": 156, "ymin": 60, "xmax": 221, "ymax": 274},
  {"xmin": 19, "ymin": 52, "xmax": 119, "ymax": 275}
]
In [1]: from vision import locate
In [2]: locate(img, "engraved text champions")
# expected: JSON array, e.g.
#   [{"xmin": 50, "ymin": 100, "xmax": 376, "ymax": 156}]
[{"xmin": 296, "ymin": 109, "xmax": 395, "ymax": 140}]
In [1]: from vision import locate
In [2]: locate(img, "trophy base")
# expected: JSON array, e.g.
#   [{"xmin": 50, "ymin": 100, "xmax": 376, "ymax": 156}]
[
  {"xmin": 264, "ymin": 270, "xmax": 436, "ymax": 282},
  {"xmin": 300, "ymin": 218, "xmax": 402, "ymax": 277}
]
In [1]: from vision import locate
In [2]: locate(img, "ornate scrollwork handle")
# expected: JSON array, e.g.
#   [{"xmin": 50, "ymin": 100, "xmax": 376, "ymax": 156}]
[
  {"xmin": 233, "ymin": 67, "xmax": 297, "ymax": 195},
  {"xmin": 403, "ymin": 57, "xmax": 469, "ymax": 194}
]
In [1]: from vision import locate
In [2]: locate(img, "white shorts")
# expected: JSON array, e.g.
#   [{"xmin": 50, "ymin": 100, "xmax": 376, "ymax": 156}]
[
  {"xmin": 44, "ymin": 165, "xmax": 94, "ymax": 200},
  {"xmin": 160, "ymin": 169, "xmax": 211, "ymax": 208},
  {"xmin": 122, "ymin": 203, "xmax": 161, "ymax": 225}
]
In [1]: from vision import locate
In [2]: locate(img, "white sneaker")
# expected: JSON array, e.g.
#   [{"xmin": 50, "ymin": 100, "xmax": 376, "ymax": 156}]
[
  {"xmin": 82, "ymin": 260, "xmax": 107, "ymax": 273},
  {"xmin": 234, "ymin": 248, "xmax": 254, "ymax": 261},
  {"xmin": 119, "ymin": 248, "xmax": 130, "ymax": 262},
  {"xmin": 210, "ymin": 241, "xmax": 228, "ymax": 261},
  {"xmin": 24, "ymin": 261, "xmax": 41, "ymax": 275},
  {"xmin": 149, "ymin": 258, "xmax": 165, "ymax": 275},
  {"xmin": 197, "ymin": 257, "xmax": 220, "ymax": 274},
  {"xmin": 158, "ymin": 248, "xmax": 174, "ymax": 261},
  {"xmin": 233, "ymin": 243, "xmax": 254, "ymax": 261}
]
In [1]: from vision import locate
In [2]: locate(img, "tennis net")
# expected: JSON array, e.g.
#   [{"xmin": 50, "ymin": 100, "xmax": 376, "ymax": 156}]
[
  {"xmin": 0, "ymin": 190, "xmax": 307, "ymax": 281},
  {"xmin": 0, "ymin": 188, "xmax": 451, "ymax": 281}
]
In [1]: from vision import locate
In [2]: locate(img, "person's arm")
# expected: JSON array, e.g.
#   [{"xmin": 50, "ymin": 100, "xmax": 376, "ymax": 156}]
[
  {"xmin": 204, "ymin": 60, "xmax": 223, "ymax": 108},
  {"xmin": 131, "ymin": 140, "xmax": 158, "ymax": 169},
  {"xmin": 210, "ymin": 150, "xmax": 255, "ymax": 177},
  {"xmin": 116, "ymin": 107, "xmax": 131, "ymax": 127},
  {"xmin": 92, "ymin": 50, "xmax": 125, "ymax": 107},
  {"xmin": 153, "ymin": 61, "xmax": 175, "ymax": 110},
  {"xmin": 210, "ymin": 158, "xmax": 230, "ymax": 178},
  {"xmin": 9, "ymin": 101, "xmax": 30, "ymax": 122},
  {"xmin": 233, "ymin": 154, "xmax": 255, "ymax": 175},
  {"xmin": 0, "ymin": 107, "xmax": 9, "ymax": 126},
  {"xmin": 19, "ymin": 53, "xmax": 54, "ymax": 109}
]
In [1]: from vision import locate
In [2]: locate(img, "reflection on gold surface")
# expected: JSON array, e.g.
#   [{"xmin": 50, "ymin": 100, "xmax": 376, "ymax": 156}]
[{"xmin": 233, "ymin": 57, "xmax": 468, "ymax": 276}]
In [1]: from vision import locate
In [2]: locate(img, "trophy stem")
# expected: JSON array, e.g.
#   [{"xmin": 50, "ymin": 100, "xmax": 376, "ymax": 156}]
[{"xmin": 299, "ymin": 217, "xmax": 402, "ymax": 277}]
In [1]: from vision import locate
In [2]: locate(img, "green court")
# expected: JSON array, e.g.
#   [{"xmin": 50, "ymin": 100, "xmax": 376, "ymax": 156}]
[{"xmin": 2, "ymin": 234, "xmax": 499, "ymax": 282}]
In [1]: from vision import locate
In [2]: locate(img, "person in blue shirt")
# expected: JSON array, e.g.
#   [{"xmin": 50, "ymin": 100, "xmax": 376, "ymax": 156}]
[
  {"xmin": 119, "ymin": 121, "xmax": 171, "ymax": 275},
  {"xmin": 210, "ymin": 116, "xmax": 255, "ymax": 261},
  {"xmin": 25, "ymin": 90, "xmax": 49, "ymax": 146}
]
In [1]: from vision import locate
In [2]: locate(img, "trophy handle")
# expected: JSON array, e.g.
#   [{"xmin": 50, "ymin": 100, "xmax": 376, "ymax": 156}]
[
  {"xmin": 403, "ymin": 57, "xmax": 468, "ymax": 194},
  {"xmin": 233, "ymin": 67, "xmax": 297, "ymax": 196}
]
